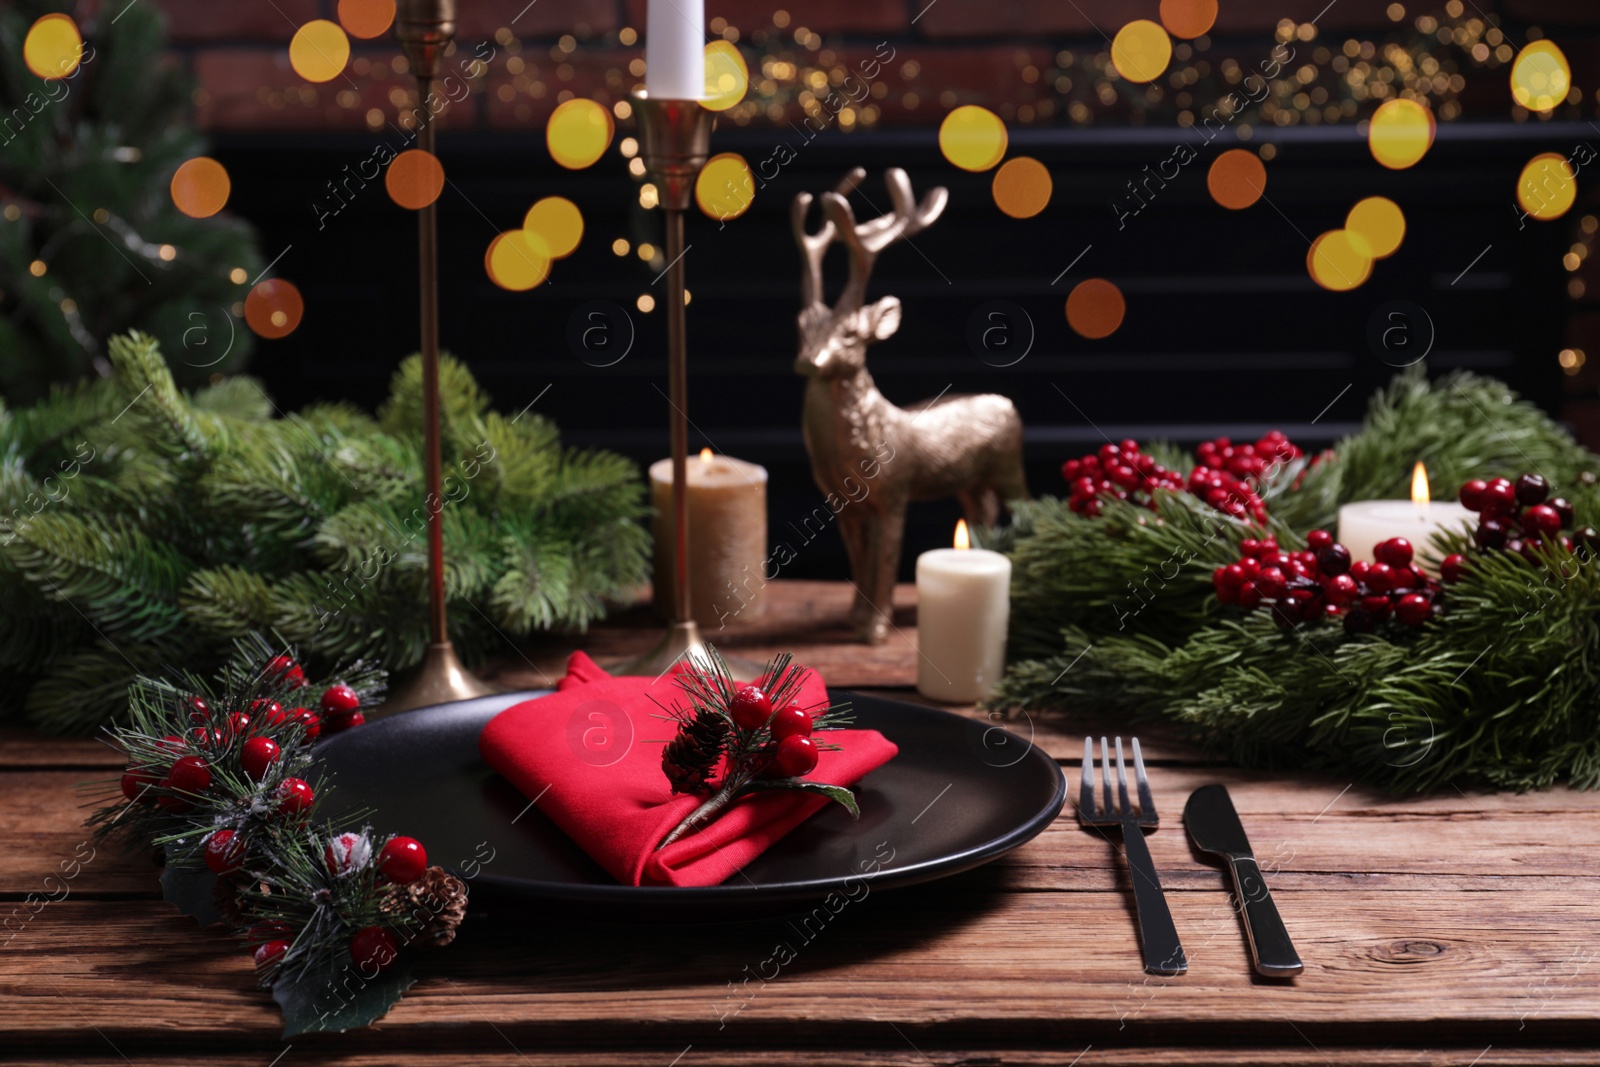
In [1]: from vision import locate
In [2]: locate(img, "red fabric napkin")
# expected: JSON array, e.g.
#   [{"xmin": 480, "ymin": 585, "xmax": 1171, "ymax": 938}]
[{"xmin": 478, "ymin": 652, "xmax": 899, "ymax": 887}]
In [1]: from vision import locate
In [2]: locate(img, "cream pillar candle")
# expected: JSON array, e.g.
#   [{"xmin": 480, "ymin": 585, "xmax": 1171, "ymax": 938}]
[
  {"xmin": 1336, "ymin": 462, "xmax": 1474, "ymax": 565},
  {"xmin": 650, "ymin": 449, "xmax": 767, "ymax": 626},
  {"xmin": 916, "ymin": 520, "xmax": 1011, "ymax": 704},
  {"xmin": 644, "ymin": 0, "xmax": 705, "ymax": 100}
]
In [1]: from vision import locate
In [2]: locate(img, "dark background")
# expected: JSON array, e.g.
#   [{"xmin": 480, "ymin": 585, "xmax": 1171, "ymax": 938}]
[{"xmin": 210, "ymin": 119, "xmax": 1577, "ymax": 579}]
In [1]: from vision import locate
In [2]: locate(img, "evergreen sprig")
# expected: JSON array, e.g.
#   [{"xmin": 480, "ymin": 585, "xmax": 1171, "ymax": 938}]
[{"xmin": 995, "ymin": 370, "xmax": 1600, "ymax": 793}]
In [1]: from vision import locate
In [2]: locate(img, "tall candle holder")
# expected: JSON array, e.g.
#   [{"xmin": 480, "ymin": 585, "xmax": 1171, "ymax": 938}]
[
  {"xmin": 612, "ymin": 94, "xmax": 759, "ymax": 681},
  {"xmin": 373, "ymin": 0, "xmax": 498, "ymax": 717}
]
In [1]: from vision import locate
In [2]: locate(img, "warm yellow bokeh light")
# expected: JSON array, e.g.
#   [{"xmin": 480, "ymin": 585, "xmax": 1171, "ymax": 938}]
[
  {"xmin": 938, "ymin": 106, "xmax": 1008, "ymax": 173},
  {"xmin": 245, "ymin": 279, "xmax": 305, "ymax": 339},
  {"xmin": 546, "ymin": 98, "xmax": 614, "ymax": 170},
  {"xmin": 289, "ymin": 20, "xmax": 351, "ymax": 84},
  {"xmin": 1111, "ymin": 20, "xmax": 1172, "ymax": 84},
  {"xmin": 703, "ymin": 41, "xmax": 749, "ymax": 112},
  {"xmin": 696, "ymin": 153, "xmax": 756, "ymax": 221},
  {"xmin": 523, "ymin": 197, "xmax": 584, "ymax": 258},
  {"xmin": 23, "ymin": 14, "xmax": 82, "ymax": 79},
  {"xmin": 1518, "ymin": 153, "xmax": 1578, "ymax": 221},
  {"xmin": 1307, "ymin": 230, "xmax": 1373, "ymax": 291},
  {"xmin": 1066, "ymin": 279, "xmax": 1126, "ymax": 339},
  {"xmin": 1345, "ymin": 196, "xmax": 1405, "ymax": 258},
  {"xmin": 337, "ymin": 0, "xmax": 396, "ymax": 39},
  {"xmin": 385, "ymin": 149, "xmax": 445, "ymax": 210},
  {"xmin": 1510, "ymin": 40, "xmax": 1571, "ymax": 112},
  {"xmin": 637, "ymin": 294, "xmax": 656, "ymax": 313},
  {"xmin": 1367, "ymin": 98, "xmax": 1435, "ymax": 170},
  {"xmin": 1159, "ymin": 0, "xmax": 1217, "ymax": 39},
  {"xmin": 991, "ymin": 157, "xmax": 1052, "ymax": 219},
  {"xmin": 1206, "ymin": 149, "xmax": 1267, "ymax": 209},
  {"xmin": 170, "ymin": 158, "xmax": 232, "ymax": 219},
  {"xmin": 485, "ymin": 232, "xmax": 551, "ymax": 291}
]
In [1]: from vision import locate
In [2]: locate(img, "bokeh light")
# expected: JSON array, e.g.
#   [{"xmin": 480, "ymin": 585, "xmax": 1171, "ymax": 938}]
[
  {"xmin": 1066, "ymin": 279, "xmax": 1126, "ymax": 339},
  {"xmin": 1517, "ymin": 153, "xmax": 1577, "ymax": 221},
  {"xmin": 703, "ymin": 41, "xmax": 749, "ymax": 112},
  {"xmin": 546, "ymin": 98, "xmax": 614, "ymax": 170},
  {"xmin": 385, "ymin": 149, "xmax": 445, "ymax": 210},
  {"xmin": 245, "ymin": 280, "xmax": 305, "ymax": 339},
  {"xmin": 1345, "ymin": 196, "xmax": 1405, "ymax": 258},
  {"xmin": 696, "ymin": 153, "xmax": 756, "ymax": 221},
  {"xmin": 289, "ymin": 20, "xmax": 351, "ymax": 84},
  {"xmin": 1206, "ymin": 149, "xmax": 1267, "ymax": 210},
  {"xmin": 1111, "ymin": 20, "xmax": 1172, "ymax": 84},
  {"xmin": 337, "ymin": 0, "xmax": 396, "ymax": 39},
  {"xmin": 523, "ymin": 197, "xmax": 584, "ymax": 258},
  {"xmin": 1367, "ymin": 98, "xmax": 1435, "ymax": 170},
  {"xmin": 170, "ymin": 158, "xmax": 232, "ymax": 219},
  {"xmin": 485, "ymin": 231, "xmax": 551, "ymax": 291},
  {"xmin": 991, "ymin": 157, "xmax": 1052, "ymax": 219},
  {"xmin": 23, "ymin": 13, "xmax": 82, "ymax": 79},
  {"xmin": 1307, "ymin": 230, "xmax": 1373, "ymax": 291},
  {"xmin": 1158, "ymin": 0, "xmax": 1217, "ymax": 40},
  {"xmin": 1510, "ymin": 40, "xmax": 1571, "ymax": 112},
  {"xmin": 938, "ymin": 106, "xmax": 1008, "ymax": 173}
]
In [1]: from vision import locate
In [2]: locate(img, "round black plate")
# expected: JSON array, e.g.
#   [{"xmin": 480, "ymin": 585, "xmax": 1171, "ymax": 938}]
[{"xmin": 313, "ymin": 690, "xmax": 1064, "ymax": 918}]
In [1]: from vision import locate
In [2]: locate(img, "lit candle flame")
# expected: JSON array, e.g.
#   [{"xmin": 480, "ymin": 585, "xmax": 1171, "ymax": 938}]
[
  {"xmin": 954, "ymin": 519, "xmax": 971, "ymax": 550},
  {"xmin": 1411, "ymin": 461, "xmax": 1430, "ymax": 506},
  {"xmin": 699, "ymin": 447, "xmax": 713, "ymax": 465}
]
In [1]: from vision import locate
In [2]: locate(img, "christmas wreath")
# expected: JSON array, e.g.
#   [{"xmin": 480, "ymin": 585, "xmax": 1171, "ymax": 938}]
[
  {"xmin": 993, "ymin": 370, "xmax": 1600, "ymax": 793},
  {"xmin": 90, "ymin": 635, "xmax": 468, "ymax": 1034}
]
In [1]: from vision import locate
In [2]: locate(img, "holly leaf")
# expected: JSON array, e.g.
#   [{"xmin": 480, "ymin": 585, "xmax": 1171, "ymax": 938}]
[
  {"xmin": 273, "ymin": 959, "xmax": 416, "ymax": 1037},
  {"xmin": 159, "ymin": 863, "xmax": 223, "ymax": 925},
  {"xmin": 742, "ymin": 779, "xmax": 860, "ymax": 818}
]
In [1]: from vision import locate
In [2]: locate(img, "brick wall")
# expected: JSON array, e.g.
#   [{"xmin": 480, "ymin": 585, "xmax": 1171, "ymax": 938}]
[{"xmin": 113, "ymin": 0, "xmax": 1600, "ymax": 134}]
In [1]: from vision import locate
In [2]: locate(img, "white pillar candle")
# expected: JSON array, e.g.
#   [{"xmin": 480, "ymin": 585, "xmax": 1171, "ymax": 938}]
[
  {"xmin": 645, "ymin": 0, "xmax": 705, "ymax": 100},
  {"xmin": 916, "ymin": 521, "xmax": 1011, "ymax": 704},
  {"xmin": 650, "ymin": 450, "xmax": 767, "ymax": 626},
  {"xmin": 1336, "ymin": 463, "xmax": 1475, "ymax": 565}
]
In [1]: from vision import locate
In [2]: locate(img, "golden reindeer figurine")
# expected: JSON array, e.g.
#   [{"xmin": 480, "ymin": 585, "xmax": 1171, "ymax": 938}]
[{"xmin": 792, "ymin": 167, "xmax": 1027, "ymax": 645}]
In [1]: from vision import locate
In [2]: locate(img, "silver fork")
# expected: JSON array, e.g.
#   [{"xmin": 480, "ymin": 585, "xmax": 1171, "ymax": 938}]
[{"xmin": 1077, "ymin": 736, "xmax": 1187, "ymax": 976}]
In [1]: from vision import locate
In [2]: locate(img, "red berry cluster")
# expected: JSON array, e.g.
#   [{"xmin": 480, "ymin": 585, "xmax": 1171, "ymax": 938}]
[
  {"xmin": 730, "ymin": 684, "xmax": 820, "ymax": 778},
  {"xmin": 1213, "ymin": 530, "xmax": 1441, "ymax": 633},
  {"xmin": 1061, "ymin": 432, "xmax": 1303, "ymax": 522},
  {"xmin": 1457, "ymin": 474, "xmax": 1594, "ymax": 561}
]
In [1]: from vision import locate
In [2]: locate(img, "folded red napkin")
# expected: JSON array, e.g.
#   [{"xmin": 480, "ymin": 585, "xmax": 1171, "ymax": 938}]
[{"xmin": 478, "ymin": 652, "xmax": 899, "ymax": 887}]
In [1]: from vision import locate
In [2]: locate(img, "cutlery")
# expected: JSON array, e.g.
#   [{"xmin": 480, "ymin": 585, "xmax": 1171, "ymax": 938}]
[
  {"xmin": 1184, "ymin": 784, "xmax": 1303, "ymax": 978},
  {"xmin": 1077, "ymin": 736, "xmax": 1187, "ymax": 976}
]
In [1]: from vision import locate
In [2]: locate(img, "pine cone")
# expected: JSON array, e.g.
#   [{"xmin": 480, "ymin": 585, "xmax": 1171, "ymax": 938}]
[
  {"xmin": 661, "ymin": 707, "xmax": 727, "ymax": 795},
  {"xmin": 404, "ymin": 867, "xmax": 468, "ymax": 947}
]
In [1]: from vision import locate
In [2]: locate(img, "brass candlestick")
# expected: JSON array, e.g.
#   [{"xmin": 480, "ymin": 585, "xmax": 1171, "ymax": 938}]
[
  {"xmin": 611, "ymin": 94, "xmax": 759, "ymax": 681},
  {"xmin": 373, "ymin": 0, "xmax": 497, "ymax": 717}
]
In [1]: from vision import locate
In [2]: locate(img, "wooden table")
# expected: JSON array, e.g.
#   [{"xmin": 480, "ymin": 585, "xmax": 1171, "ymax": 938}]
[{"xmin": 3, "ymin": 580, "xmax": 1597, "ymax": 1065}]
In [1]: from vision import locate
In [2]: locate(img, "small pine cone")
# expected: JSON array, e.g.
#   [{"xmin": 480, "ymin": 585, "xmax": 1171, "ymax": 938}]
[
  {"xmin": 661, "ymin": 707, "xmax": 728, "ymax": 795},
  {"xmin": 405, "ymin": 867, "xmax": 468, "ymax": 947}
]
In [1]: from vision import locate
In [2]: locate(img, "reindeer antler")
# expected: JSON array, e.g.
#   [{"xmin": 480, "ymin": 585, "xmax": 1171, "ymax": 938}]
[
  {"xmin": 819, "ymin": 168, "xmax": 948, "ymax": 314},
  {"xmin": 791, "ymin": 168, "xmax": 866, "ymax": 309}
]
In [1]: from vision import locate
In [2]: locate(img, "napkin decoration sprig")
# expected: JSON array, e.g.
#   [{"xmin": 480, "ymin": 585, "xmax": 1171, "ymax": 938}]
[{"xmin": 657, "ymin": 648, "xmax": 857, "ymax": 849}]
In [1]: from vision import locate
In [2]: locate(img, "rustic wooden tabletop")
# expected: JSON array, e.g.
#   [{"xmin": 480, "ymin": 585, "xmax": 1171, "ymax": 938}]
[{"xmin": 3, "ymin": 581, "xmax": 1597, "ymax": 1065}]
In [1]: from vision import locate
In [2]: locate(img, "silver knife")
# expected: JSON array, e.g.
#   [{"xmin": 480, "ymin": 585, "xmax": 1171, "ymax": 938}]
[{"xmin": 1184, "ymin": 784, "xmax": 1303, "ymax": 977}]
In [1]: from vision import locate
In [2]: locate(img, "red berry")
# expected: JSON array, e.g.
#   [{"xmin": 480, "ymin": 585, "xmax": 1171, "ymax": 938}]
[
  {"xmin": 289, "ymin": 707, "xmax": 321, "ymax": 738},
  {"xmin": 1389, "ymin": 567, "xmax": 1419, "ymax": 591},
  {"xmin": 1395, "ymin": 593, "xmax": 1433, "ymax": 627},
  {"xmin": 1237, "ymin": 583, "xmax": 1263, "ymax": 610},
  {"xmin": 247, "ymin": 920, "xmax": 293, "ymax": 945},
  {"xmin": 1220, "ymin": 563, "xmax": 1246, "ymax": 590},
  {"xmin": 190, "ymin": 726, "xmax": 223, "ymax": 748},
  {"xmin": 1366, "ymin": 563, "xmax": 1396, "ymax": 594},
  {"xmin": 1349, "ymin": 560, "xmax": 1371, "ymax": 582},
  {"xmin": 1306, "ymin": 529, "xmax": 1332, "ymax": 550},
  {"xmin": 1515, "ymin": 473, "xmax": 1549, "ymax": 506},
  {"xmin": 349, "ymin": 926, "xmax": 399, "ymax": 973},
  {"xmin": 1522, "ymin": 504, "xmax": 1562, "ymax": 537},
  {"xmin": 1324, "ymin": 573, "xmax": 1360, "ymax": 606},
  {"xmin": 323, "ymin": 711, "xmax": 365, "ymax": 735},
  {"xmin": 1474, "ymin": 517, "xmax": 1510, "ymax": 549},
  {"xmin": 120, "ymin": 769, "xmax": 156, "ymax": 803},
  {"xmin": 250, "ymin": 698, "xmax": 283, "ymax": 719},
  {"xmin": 226, "ymin": 712, "xmax": 252, "ymax": 739},
  {"xmin": 769, "ymin": 702, "xmax": 814, "ymax": 741},
  {"xmin": 1215, "ymin": 580, "xmax": 1239, "ymax": 605},
  {"xmin": 204, "ymin": 829, "xmax": 245, "ymax": 875},
  {"xmin": 1316, "ymin": 543, "xmax": 1352, "ymax": 576},
  {"xmin": 1480, "ymin": 479, "xmax": 1517, "ymax": 515},
  {"xmin": 169, "ymin": 755, "xmax": 212, "ymax": 794},
  {"xmin": 320, "ymin": 684, "xmax": 360, "ymax": 716},
  {"xmin": 158, "ymin": 734, "xmax": 186, "ymax": 755},
  {"xmin": 1240, "ymin": 538, "xmax": 1262, "ymax": 559},
  {"xmin": 376, "ymin": 836, "xmax": 428, "ymax": 885},
  {"xmin": 1360, "ymin": 595, "xmax": 1392, "ymax": 620},
  {"xmin": 185, "ymin": 695, "xmax": 210, "ymax": 724},
  {"xmin": 266, "ymin": 656, "xmax": 306, "ymax": 688},
  {"xmin": 730, "ymin": 685, "xmax": 773, "ymax": 730},
  {"xmin": 1440, "ymin": 553, "xmax": 1467, "ymax": 584},
  {"xmin": 773, "ymin": 735, "xmax": 820, "ymax": 777},
  {"xmin": 1255, "ymin": 566, "xmax": 1288, "ymax": 600},
  {"xmin": 259, "ymin": 704, "xmax": 291, "ymax": 728},
  {"xmin": 1374, "ymin": 538, "xmax": 1413, "ymax": 567},
  {"xmin": 1458, "ymin": 479, "xmax": 1488, "ymax": 511},
  {"xmin": 1549, "ymin": 498, "xmax": 1575, "ymax": 527},
  {"xmin": 277, "ymin": 777, "xmax": 315, "ymax": 816},
  {"xmin": 240, "ymin": 737, "xmax": 280, "ymax": 781},
  {"xmin": 254, "ymin": 940, "xmax": 290, "ymax": 968}
]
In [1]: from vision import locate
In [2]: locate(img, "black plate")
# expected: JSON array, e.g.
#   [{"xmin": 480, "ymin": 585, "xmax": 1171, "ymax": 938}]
[{"xmin": 313, "ymin": 690, "xmax": 1064, "ymax": 917}]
